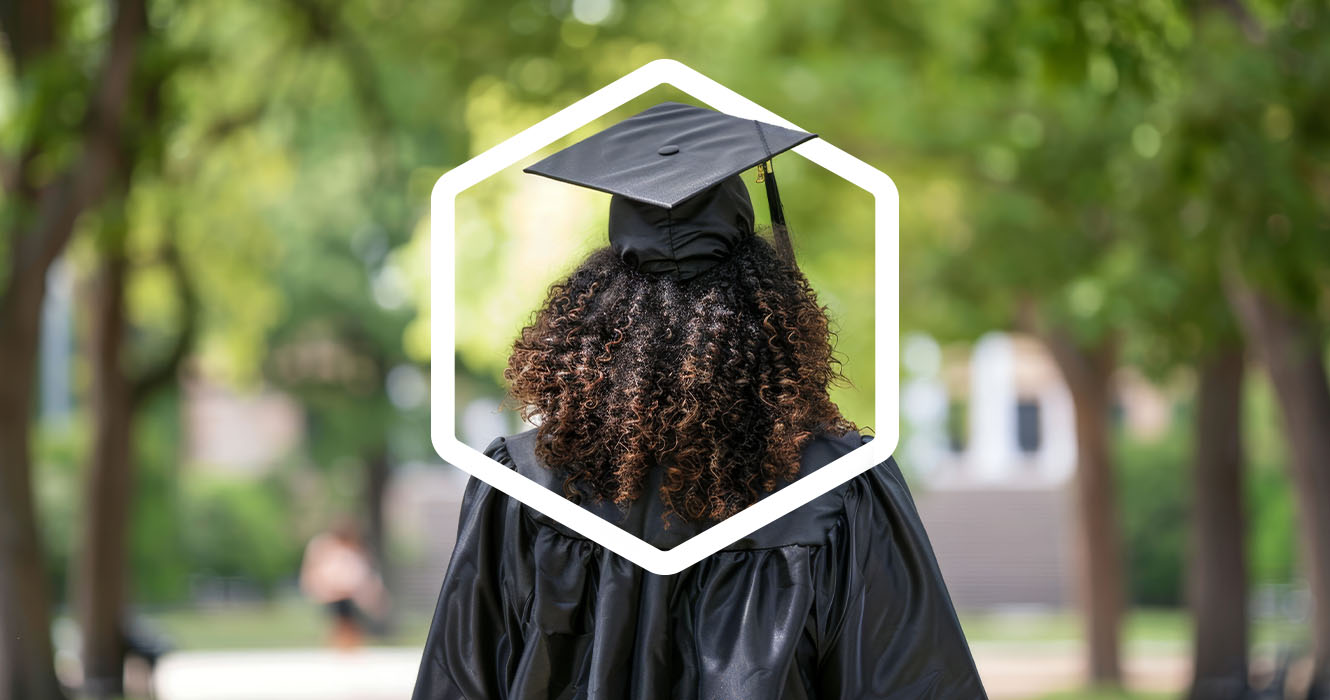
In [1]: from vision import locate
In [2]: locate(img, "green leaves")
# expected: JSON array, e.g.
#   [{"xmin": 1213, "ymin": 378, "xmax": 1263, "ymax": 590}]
[{"xmin": 10, "ymin": 0, "xmax": 1322, "ymax": 492}]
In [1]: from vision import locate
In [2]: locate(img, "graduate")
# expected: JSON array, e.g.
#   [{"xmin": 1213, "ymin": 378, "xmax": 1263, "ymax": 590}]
[{"xmin": 412, "ymin": 102, "xmax": 987, "ymax": 699}]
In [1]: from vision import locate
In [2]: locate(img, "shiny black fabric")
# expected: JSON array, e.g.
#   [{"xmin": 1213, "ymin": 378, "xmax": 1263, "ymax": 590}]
[
  {"xmin": 608, "ymin": 174, "xmax": 754, "ymax": 282},
  {"xmin": 523, "ymin": 102, "xmax": 815, "ymax": 209},
  {"xmin": 412, "ymin": 430, "xmax": 988, "ymax": 700},
  {"xmin": 523, "ymin": 102, "xmax": 816, "ymax": 281}
]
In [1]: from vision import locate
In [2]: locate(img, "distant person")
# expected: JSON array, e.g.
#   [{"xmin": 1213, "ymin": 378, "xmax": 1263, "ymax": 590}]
[
  {"xmin": 413, "ymin": 103, "xmax": 985, "ymax": 698},
  {"xmin": 299, "ymin": 517, "xmax": 387, "ymax": 651}
]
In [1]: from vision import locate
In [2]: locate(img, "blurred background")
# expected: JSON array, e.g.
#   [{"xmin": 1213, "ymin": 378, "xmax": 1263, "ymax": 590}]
[{"xmin": 1, "ymin": 1, "xmax": 1328, "ymax": 699}]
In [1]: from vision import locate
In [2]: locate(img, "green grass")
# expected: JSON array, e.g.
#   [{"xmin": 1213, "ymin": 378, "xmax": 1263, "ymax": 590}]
[
  {"xmin": 150, "ymin": 601, "xmax": 1308, "ymax": 655},
  {"xmin": 152, "ymin": 602, "xmax": 1304, "ymax": 653},
  {"xmin": 144, "ymin": 598, "xmax": 431, "ymax": 650},
  {"xmin": 959, "ymin": 609, "xmax": 1188, "ymax": 650},
  {"xmin": 960, "ymin": 607, "xmax": 1307, "ymax": 651}
]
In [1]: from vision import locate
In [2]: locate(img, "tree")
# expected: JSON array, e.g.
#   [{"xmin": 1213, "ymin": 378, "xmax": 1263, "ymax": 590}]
[
  {"xmin": 1131, "ymin": 221, "xmax": 1253, "ymax": 699},
  {"xmin": 78, "ymin": 209, "xmax": 196, "ymax": 697},
  {"xmin": 1161, "ymin": 6, "xmax": 1330, "ymax": 693},
  {"xmin": 1189, "ymin": 348, "xmax": 1250, "ymax": 698},
  {"xmin": 76, "ymin": 77, "xmax": 210, "ymax": 695},
  {"xmin": 0, "ymin": 1, "xmax": 146, "ymax": 698},
  {"xmin": 250, "ymin": 0, "xmax": 622, "ymax": 571},
  {"xmin": 894, "ymin": 17, "xmax": 1177, "ymax": 684},
  {"xmin": 1135, "ymin": 96, "xmax": 1255, "ymax": 694}
]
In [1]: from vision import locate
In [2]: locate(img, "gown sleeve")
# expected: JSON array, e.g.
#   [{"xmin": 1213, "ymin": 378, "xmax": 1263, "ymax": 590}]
[
  {"xmin": 412, "ymin": 438, "xmax": 520, "ymax": 700},
  {"xmin": 815, "ymin": 456, "xmax": 988, "ymax": 699}
]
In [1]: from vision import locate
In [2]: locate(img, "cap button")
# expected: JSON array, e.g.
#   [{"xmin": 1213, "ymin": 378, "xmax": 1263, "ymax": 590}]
[{"xmin": 657, "ymin": 144, "xmax": 680, "ymax": 156}]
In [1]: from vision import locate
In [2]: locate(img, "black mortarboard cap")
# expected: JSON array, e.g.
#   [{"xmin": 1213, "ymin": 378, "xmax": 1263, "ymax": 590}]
[{"xmin": 523, "ymin": 102, "xmax": 816, "ymax": 281}]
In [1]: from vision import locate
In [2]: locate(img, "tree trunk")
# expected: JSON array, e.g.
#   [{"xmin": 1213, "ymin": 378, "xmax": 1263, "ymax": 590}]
[
  {"xmin": 77, "ymin": 250, "xmax": 134, "ymax": 698},
  {"xmin": 364, "ymin": 447, "xmax": 391, "ymax": 572},
  {"xmin": 1225, "ymin": 278, "xmax": 1330, "ymax": 697},
  {"xmin": 1043, "ymin": 331, "xmax": 1125, "ymax": 687},
  {"xmin": 0, "ymin": 276, "xmax": 65, "ymax": 700},
  {"xmin": 363, "ymin": 445, "xmax": 395, "ymax": 634},
  {"xmin": 0, "ymin": 2, "xmax": 146, "ymax": 696},
  {"xmin": 1188, "ymin": 347, "xmax": 1250, "ymax": 699}
]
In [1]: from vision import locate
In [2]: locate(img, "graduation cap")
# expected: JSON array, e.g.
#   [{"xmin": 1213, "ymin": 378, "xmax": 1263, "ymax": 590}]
[{"xmin": 524, "ymin": 102, "xmax": 816, "ymax": 281}]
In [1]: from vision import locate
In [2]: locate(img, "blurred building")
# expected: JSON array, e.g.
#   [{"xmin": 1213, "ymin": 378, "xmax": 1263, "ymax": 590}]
[
  {"xmin": 903, "ymin": 331, "xmax": 1172, "ymax": 611},
  {"xmin": 385, "ymin": 464, "xmax": 470, "ymax": 609},
  {"xmin": 385, "ymin": 397, "xmax": 513, "ymax": 609},
  {"xmin": 182, "ymin": 378, "xmax": 305, "ymax": 475}
]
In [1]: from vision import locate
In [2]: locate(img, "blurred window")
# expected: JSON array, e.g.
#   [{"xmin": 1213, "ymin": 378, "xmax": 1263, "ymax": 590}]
[
  {"xmin": 947, "ymin": 399, "xmax": 968, "ymax": 453},
  {"xmin": 1016, "ymin": 399, "xmax": 1041, "ymax": 453}
]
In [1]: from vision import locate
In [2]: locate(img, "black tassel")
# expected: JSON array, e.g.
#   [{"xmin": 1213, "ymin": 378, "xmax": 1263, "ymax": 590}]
[{"xmin": 761, "ymin": 161, "xmax": 796, "ymax": 266}]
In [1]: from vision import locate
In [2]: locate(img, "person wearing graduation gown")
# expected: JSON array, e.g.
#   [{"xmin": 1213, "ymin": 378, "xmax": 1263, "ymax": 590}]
[{"xmin": 413, "ymin": 102, "xmax": 987, "ymax": 700}]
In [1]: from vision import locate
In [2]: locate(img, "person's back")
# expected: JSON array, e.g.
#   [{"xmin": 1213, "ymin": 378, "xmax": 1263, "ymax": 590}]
[
  {"xmin": 414, "ymin": 428, "xmax": 986, "ymax": 699},
  {"xmin": 413, "ymin": 102, "xmax": 986, "ymax": 699}
]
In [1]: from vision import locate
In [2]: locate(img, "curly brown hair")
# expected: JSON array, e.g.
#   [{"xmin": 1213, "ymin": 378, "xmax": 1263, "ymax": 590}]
[{"xmin": 502, "ymin": 233, "xmax": 857, "ymax": 524}]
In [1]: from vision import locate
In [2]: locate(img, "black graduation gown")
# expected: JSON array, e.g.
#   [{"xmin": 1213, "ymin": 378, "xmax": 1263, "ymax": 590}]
[{"xmin": 412, "ymin": 429, "xmax": 988, "ymax": 700}]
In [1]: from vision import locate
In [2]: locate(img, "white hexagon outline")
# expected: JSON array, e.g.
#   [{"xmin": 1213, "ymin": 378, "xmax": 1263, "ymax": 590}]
[{"xmin": 431, "ymin": 59, "xmax": 897, "ymax": 576}]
